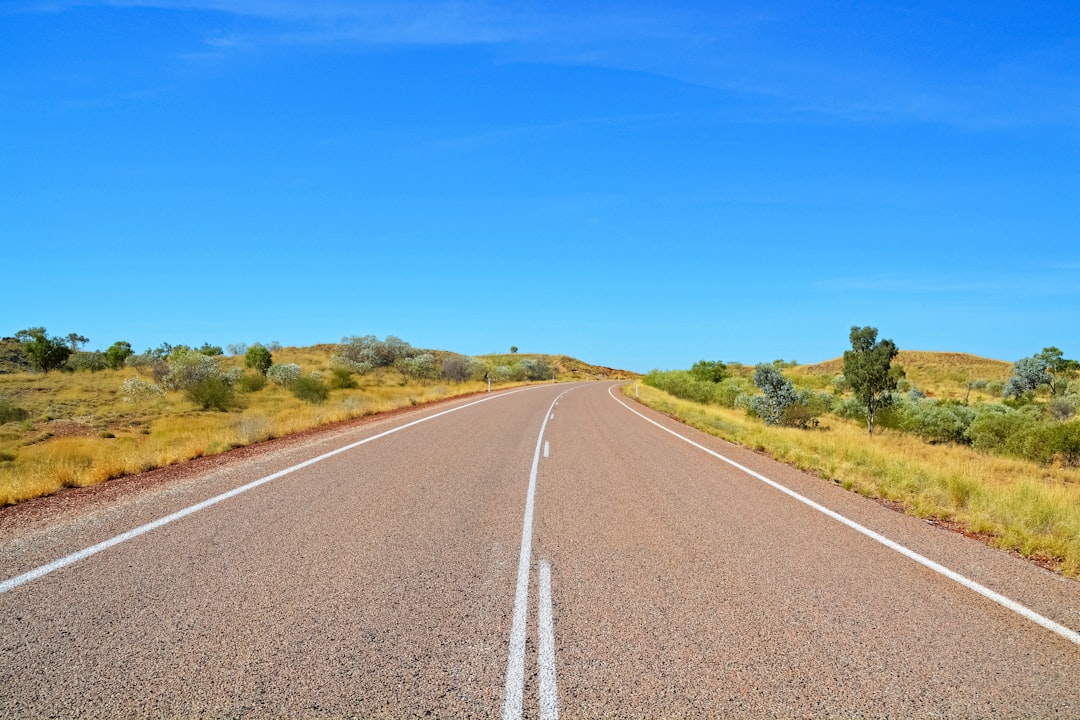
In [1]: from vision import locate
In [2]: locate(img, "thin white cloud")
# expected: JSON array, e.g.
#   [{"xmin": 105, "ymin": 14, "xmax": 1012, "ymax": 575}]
[{"xmin": 11, "ymin": 1, "xmax": 1077, "ymax": 130}]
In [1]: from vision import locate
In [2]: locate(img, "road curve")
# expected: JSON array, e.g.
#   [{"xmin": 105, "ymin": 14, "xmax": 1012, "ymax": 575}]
[{"xmin": 1, "ymin": 381, "xmax": 1077, "ymax": 718}]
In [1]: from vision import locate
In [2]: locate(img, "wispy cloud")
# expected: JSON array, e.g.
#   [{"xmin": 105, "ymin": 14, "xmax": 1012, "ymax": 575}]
[{"xmin": 12, "ymin": 1, "xmax": 1078, "ymax": 130}]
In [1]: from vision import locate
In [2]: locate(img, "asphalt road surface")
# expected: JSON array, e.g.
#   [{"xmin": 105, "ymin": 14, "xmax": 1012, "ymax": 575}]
[{"xmin": 1, "ymin": 382, "xmax": 1077, "ymax": 718}]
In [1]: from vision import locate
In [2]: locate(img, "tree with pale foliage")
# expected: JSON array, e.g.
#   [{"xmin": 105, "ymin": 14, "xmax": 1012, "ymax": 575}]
[{"xmin": 842, "ymin": 326, "xmax": 899, "ymax": 436}]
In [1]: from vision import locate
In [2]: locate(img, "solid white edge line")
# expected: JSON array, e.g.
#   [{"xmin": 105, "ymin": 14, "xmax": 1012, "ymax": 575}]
[
  {"xmin": 537, "ymin": 559, "xmax": 559, "ymax": 720},
  {"xmin": 502, "ymin": 388, "xmax": 573, "ymax": 720},
  {"xmin": 608, "ymin": 386, "xmax": 1080, "ymax": 648},
  {"xmin": 0, "ymin": 387, "xmax": 539, "ymax": 595}
]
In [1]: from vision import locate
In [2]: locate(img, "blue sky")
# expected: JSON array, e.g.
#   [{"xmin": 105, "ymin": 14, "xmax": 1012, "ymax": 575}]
[{"xmin": 2, "ymin": 1, "xmax": 1077, "ymax": 372}]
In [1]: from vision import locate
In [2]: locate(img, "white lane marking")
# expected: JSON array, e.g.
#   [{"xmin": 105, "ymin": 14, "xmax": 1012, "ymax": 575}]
[
  {"xmin": 0, "ymin": 387, "xmax": 541, "ymax": 595},
  {"xmin": 544, "ymin": 441, "xmax": 550, "ymax": 458},
  {"xmin": 503, "ymin": 389, "xmax": 573, "ymax": 720},
  {"xmin": 609, "ymin": 386, "xmax": 1080, "ymax": 648},
  {"xmin": 538, "ymin": 559, "xmax": 559, "ymax": 720}
]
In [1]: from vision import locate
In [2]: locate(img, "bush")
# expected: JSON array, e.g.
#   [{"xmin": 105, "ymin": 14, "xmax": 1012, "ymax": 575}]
[
  {"xmin": 1045, "ymin": 397, "xmax": 1077, "ymax": 421},
  {"xmin": 899, "ymin": 401, "xmax": 976, "ymax": 444},
  {"xmin": 291, "ymin": 375, "xmax": 329, "ymax": 404},
  {"xmin": 441, "ymin": 354, "xmax": 474, "ymax": 383},
  {"xmin": 67, "ymin": 351, "xmax": 108, "ymax": 372},
  {"xmin": 396, "ymin": 353, "xmax": 440, "ymax": 382},
  {"xmin": 186, "ymin": 376, "xmax": 236, "ymax": 411},
  {"xmin": 519, "ymin": 358, "xmax": 554, "ymax": 381},
  {"xmin": 966, "ymin": 406, "xmax": 1030, "ymax": 453},
  {"xmin": 236, "ymin": 371, "xmax": 267, "ymax": 393},
  {"xmin": 1049, "ymin": 421, "xmax": 1080, "ymax": 466},
  {"xmin": 328, "ymin": 368, "xmax": 357, "ymax": 389},
  {"xmin": 267, "ymin": 363, "xmax": 301, "ymax": 387},
  {"xmin": 161, "ymin": 349, "xmax": 224, "ymax": 391},
  {"xmin": 120, "ymin": 377, "xmax": 165, "ymax": 404}
]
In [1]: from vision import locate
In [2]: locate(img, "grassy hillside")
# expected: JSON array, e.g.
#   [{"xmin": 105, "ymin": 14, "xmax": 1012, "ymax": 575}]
[
  {"xmin": 0, "ymin": 346, "xmax": 630, "ymax": 506},
  {"xmin": 793, "ymin": 351, "xmax": 1011, "ymax": 401},
  {"xmin": 478, "ymin": 353, "xmax": 639, "ymax": 381}
]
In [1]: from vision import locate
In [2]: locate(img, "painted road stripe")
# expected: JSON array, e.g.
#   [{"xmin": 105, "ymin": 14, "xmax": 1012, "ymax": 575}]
[
  {"xmin": 538, "ymin": 559, "xmax": 559, "ymax": 720},
  {"xmin": 0, "ymin": 387, "xmax": 540, "ymax": 595},
  {"xmin": 610, "ymin": 386, "xmax": 1080, "ymax": 648},
  {"xmin": 544, "ymin": 441, "xmax": 550, "ymax": 458},
  {"xmin": 503, "ymin": 389, "xmax": 573, "ymax": 720}
]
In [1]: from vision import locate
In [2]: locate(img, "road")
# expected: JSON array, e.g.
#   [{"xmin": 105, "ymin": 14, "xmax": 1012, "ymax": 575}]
[{"xmin": 1, "ymin": 381, "xmax": 1077, "ymax": 718}]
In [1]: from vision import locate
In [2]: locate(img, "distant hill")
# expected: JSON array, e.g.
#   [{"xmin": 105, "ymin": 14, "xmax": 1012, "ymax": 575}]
[
  {"xmin": 793, "ymin": 351, "xmax": 1011, "ymax": 401},
  {"xmin": 478, "ymin": 353, "xmax": 639, "ymax": 381}
]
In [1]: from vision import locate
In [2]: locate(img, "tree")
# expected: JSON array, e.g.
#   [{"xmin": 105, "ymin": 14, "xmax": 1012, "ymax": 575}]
[
  {"xmin": 104, "ymin": 341, "xmax": 134, "ymax": 370},
  {"xmin": 510, "ymin": 346, "xmax": 518, "ymax": 354},
  {"xmin": 15, "ymin": 327, "xmax": 72, "ymax": 373},
  {"xmin": 748, "ymin": 364, "xmax": 797, "ymax": 426},
  {"xmin": 1003, "ymin": 356, "xmax": 1051, "ymax": 399},
  {"xmin": 65, "ymin": 333, "xmax": 89, "ymax": 351},
  {"xmin": 689, "ymin": 359, "xmax": 727, "ymax": 383},
  {"xmin": 245, "ymin": 344, "xmax": 273, "ymax": 375},
  {"xmin": 1036, "ymin": 347, "xmax": 1079, "ymax": 395},
  {"xmin": 842, "ymin": 326, "xmax": 899, "ymax": 435}
]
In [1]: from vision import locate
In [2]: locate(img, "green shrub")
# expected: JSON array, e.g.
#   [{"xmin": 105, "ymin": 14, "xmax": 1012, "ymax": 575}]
[
  {"xmin": 900, "ymin": 401, "xmax": 976, "ymax": 444},
  {"xmin": 236, "ymin": 371, "xmax": 267, "ymax": 393},
  {"xmin": 328, "ymin": 368, "xmax": 358, "ymax": 389},
  {"xmin": 291, "ymin": 375, "xmax": 329, "ymax": 404},
  {"xmin": 1049, "ymin": 421, "xmax": 1080, "ymax": 466},
  {"xmin": 966, "ymin": 406, "xmax": 1031, "ymax": 453},
  {"xmin": 186, "ymin": 376, "xmax": 236, "ymax": 411}
]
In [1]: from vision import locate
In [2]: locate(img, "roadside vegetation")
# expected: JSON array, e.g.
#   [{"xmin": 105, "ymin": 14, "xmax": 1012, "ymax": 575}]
[
  {"xmin": 634, "ymin": 330, "xmax": 1080, "ymax": 577},
  {"xmin": 0, "ymin": 330, "xmax": 634, "ymax": 506}
]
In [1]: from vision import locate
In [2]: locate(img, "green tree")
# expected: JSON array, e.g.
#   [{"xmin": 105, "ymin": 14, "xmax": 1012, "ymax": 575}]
[
  {"xmin": 65, "ymin": 333, "xmax": 89, "ymax": 351},
  {"xmin": 510, "ymin": 346, "xmax": 518, "ymax": 354},
  {"xmin": 15, "ymin": 327, "xmax": 72, "ymax": 373},
  {"xmin": 245, "ymin": 344, "xmax": 273, "ymax": 375},
  {"xmin": 104, "ymin": 341, "xmax": 134, "ymax": 370},
  {"xmin": 1036, "ymin": 347, "xmax": 1079, "ymax": 395},
  {"xmin": 842, "ymin": 326, "xmax": 899, "ymax": 436}
]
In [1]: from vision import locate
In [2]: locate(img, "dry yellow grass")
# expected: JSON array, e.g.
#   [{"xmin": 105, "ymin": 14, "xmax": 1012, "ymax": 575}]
[
  {"xmin": 0, "ymin": 377, "xmax": 490, "ymax": 506},
  {"xmin": 624, "ymin": 383, "xmax": 1080, "ymax": 577}
]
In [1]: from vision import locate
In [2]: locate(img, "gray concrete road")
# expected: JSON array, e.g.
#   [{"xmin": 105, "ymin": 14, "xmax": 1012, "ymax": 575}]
[{"xmin": 1, "ymin": 382, "xmax": 1077, "ymax": 718}]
